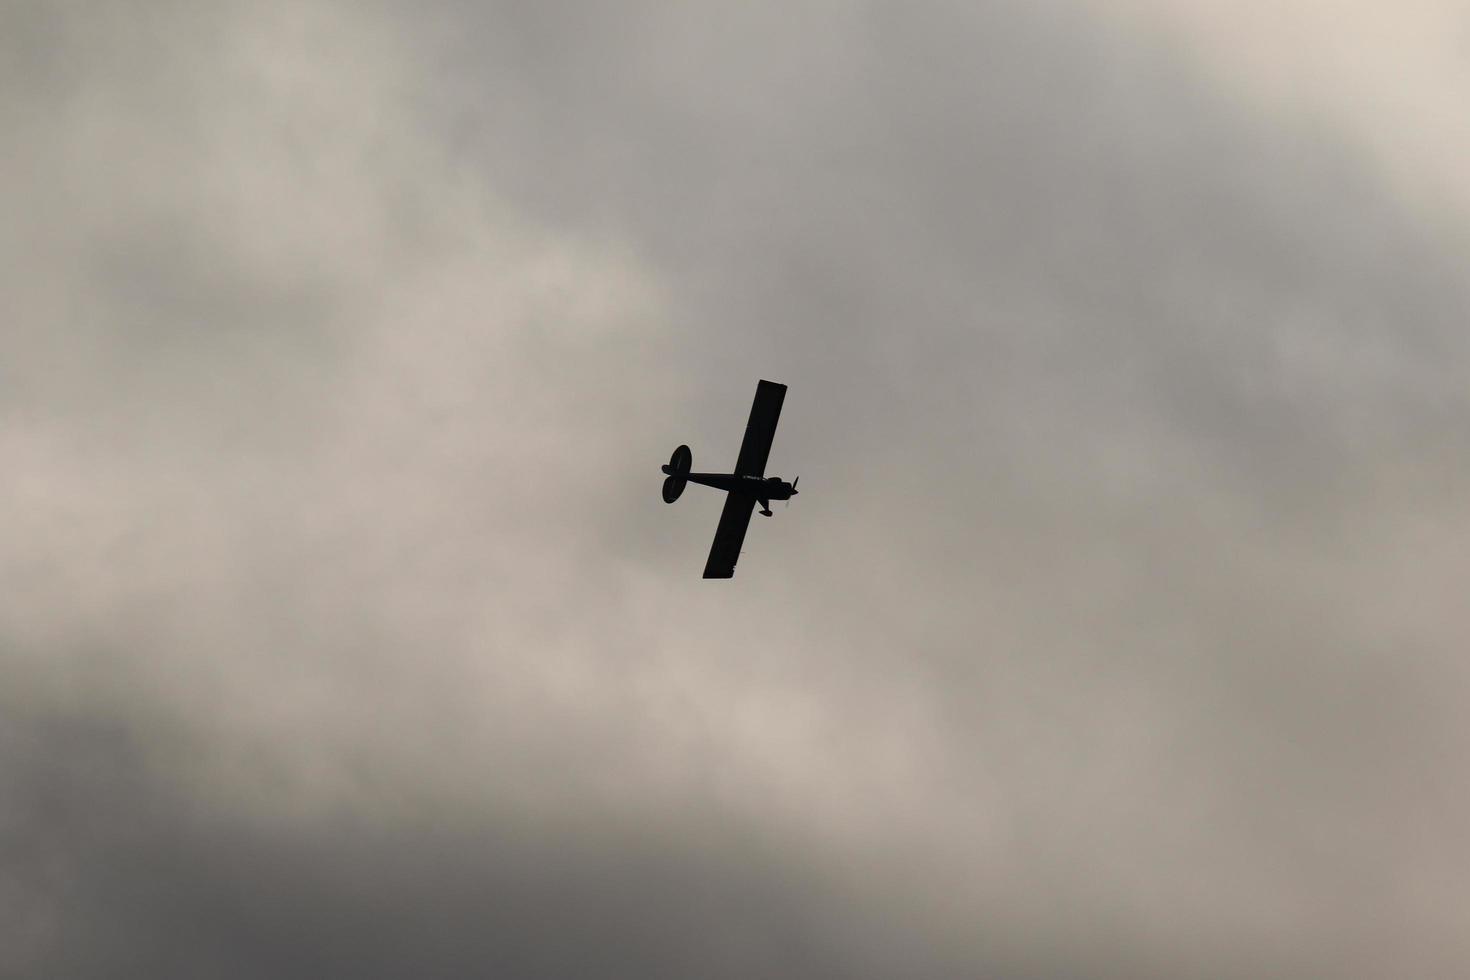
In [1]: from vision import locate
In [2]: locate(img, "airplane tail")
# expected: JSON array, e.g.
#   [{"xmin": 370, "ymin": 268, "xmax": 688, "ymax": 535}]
[{"xmin": 661, "ymin": 444, "xmax": 691, "ymax": 502}]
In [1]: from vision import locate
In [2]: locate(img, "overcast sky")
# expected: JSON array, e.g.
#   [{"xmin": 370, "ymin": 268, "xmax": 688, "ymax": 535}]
[{"xmin": 4, "ymin": 2, "xmax": 1470, "ymax": 977}]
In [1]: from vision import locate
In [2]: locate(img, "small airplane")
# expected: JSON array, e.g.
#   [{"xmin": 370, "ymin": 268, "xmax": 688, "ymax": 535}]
[{"xmin": 661, "ymin": 379, "xmax": 798, "ymax": 579}]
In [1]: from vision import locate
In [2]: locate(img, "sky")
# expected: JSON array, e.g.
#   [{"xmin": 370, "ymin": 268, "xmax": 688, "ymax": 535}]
[{"xmin": 3, "ymin": 2, "xmax": 1469, "ymax": 976}]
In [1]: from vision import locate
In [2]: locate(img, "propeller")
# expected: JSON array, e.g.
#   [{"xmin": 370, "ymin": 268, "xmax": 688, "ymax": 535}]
[{"xmin": 786, "ymin": 476, "xmax": 799, "ymax": 509}]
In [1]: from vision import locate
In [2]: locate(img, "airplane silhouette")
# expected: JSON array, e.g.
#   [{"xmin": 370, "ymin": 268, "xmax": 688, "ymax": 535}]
[{"xmin": 661, "ymin": 379, "xmax": 798, "ymax": 579}]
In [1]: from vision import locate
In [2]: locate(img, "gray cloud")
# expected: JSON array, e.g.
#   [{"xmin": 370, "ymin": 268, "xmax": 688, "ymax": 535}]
[{"xmin": 3, "ymin": 1, "xmax": 1468, "ymax": 977}]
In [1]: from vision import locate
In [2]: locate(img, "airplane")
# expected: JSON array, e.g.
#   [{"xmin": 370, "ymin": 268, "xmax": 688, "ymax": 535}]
[{"xmin": 661, "ymin": 379, "xmax": 798, "ymax": 579}]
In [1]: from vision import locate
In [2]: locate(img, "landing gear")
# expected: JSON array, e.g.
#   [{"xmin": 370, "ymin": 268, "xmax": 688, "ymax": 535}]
[{"xmin": 759, "ymin": 499, "xmax": 773, "ymax": 517}]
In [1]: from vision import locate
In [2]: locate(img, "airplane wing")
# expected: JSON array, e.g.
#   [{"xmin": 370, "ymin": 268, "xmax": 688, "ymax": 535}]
[
  {"xmin": 703, "ymin": 493, "xmax": 757, "ymax": 579},
  {"xmin": 732, "ymin": 379, "xmax": 787, "ymax": 478}
]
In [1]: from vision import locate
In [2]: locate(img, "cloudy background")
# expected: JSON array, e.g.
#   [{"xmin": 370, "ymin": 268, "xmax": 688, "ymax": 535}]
[{"xmin": 4, "ymin": 1, "xmax": 1469, "ymax": 976}]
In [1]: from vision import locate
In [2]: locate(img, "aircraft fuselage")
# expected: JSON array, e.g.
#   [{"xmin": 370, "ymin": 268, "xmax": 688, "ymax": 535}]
[{"xmin": 662, "ymin": 468, "xmax": 797, "ymax": 511}]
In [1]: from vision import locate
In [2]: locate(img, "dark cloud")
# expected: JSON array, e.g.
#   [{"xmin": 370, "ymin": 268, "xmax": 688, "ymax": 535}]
[{"xmin": 3, "ymin": 2, "xmax": 1468, "ymax": 977}]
